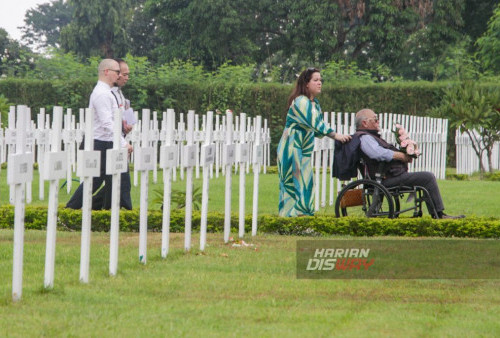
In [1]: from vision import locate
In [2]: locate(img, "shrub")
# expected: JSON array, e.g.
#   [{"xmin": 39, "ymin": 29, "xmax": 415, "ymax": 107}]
[{"xmin": 1, "ymin": 205, "xmax": 498, "ymax": 239}]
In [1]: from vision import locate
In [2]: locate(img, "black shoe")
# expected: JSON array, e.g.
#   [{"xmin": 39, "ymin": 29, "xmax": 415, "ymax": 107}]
[{"xmin": 439, "ymin": 213, "xmax": 465, "ymax": 219}]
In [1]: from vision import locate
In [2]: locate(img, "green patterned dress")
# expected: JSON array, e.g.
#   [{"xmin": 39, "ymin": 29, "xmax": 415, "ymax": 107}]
[{"xmin": 277, "ymin": 96, "xmax": 334, "ymax": 217}]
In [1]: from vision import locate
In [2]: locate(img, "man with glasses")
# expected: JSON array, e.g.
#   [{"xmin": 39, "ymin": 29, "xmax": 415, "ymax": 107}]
[
  {"xmin": 92, "ymin": 58, "xmax": 135, "ymax": 210},
  {"xmin": 354, "ymin": 108, "xmax": 464, "ymax": 219},
  {"xmin": 66, "ymin": 59, "xmax": 133, "ymax": 209}
]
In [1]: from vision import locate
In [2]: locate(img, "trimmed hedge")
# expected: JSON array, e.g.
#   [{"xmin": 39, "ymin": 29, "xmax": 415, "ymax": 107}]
[{"xmin": 0, "ymin": 205, "xmax": 498, "ymax": 238}]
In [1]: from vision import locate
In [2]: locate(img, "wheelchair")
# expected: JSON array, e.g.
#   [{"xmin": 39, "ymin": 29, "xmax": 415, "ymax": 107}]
[{"xmin": 334, "ymin": 161, "xmax": 438, "ymax": 219}]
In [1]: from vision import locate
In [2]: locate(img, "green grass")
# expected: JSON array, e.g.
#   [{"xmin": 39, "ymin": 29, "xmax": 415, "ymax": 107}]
[
  {"xmin": 1, "ymin": 168, "xmax": 499, "ymax": 217},
  {"xmin": 1, "ymin": 231, "xmax": 499, "ymax": 336}
]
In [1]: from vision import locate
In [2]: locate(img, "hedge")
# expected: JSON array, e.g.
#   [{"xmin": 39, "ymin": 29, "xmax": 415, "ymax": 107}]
[{"xmin": 0, "ymin": 205, "xmax": 498, "ymax": 238}]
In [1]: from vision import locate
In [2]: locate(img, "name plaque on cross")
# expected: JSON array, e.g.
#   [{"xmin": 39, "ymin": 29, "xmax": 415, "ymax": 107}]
[
  {"xmin": 194, "ymin": 131, "xmax": 204, "ymax": 142},
  {"xmin": 182, "ymin": 144, "xmax": 197, "ymax": 168},
  {"xmin": 5, "ymin": 129, "xmax": 16, "ymax": 145},
  {"xmin": 77, "ymin": 150, "xmax": 101, "ymax": 177},
  {"xmin": 200, "ymin": 144, "xmax": 216, "ymax": 166},
  {"xmin": 42, "ymin": 152, "xmax": 67, "ymax": 180},
  {"xmin": 36, "ymin": 129, "xmax": 49, "ymax": 145},
  {"xmin": 26, "ymin": 131, "xmax": 35, "ymax": 146},
  {"xmin": 7, "ymin": 153, "xmax": 34, "ymax": 185},
  {"xmin": 159, "ymin": 145, "xmax": 178, "ymax": 169},
  {"xmin": 223, "ymin": 144, "xmax": 236, "ymax": 165},
  {"xmin": 106, "ymin": 148, "xmax": 128, "ymax": 174},
  {"xmin": 135, "ymin": 147, "xmax": 155, "ymax": 171},
  {"xmin": 236, "ymin": 143, "xmax": 249, "ymax": 163},
  {"xmin": 253, "ymin": 144, "xmax": 264, "ymax": 165}
]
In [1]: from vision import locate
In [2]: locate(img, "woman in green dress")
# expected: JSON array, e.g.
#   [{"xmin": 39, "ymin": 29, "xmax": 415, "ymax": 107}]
[{"xmin": 277, "ymin": 68, "xmax": 351, "ymax": 217}]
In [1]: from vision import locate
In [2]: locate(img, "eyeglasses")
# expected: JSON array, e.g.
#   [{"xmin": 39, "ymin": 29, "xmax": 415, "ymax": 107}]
[
  {"xmin": 107, "ymin": 69, "xmax": 120, "ymax": 75},
  {"xmin": 368, "ymin": 117, "xmax": 379, "ymax": 123}
]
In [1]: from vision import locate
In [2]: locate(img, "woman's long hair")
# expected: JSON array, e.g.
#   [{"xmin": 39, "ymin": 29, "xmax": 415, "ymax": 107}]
[{"xmin": 287, "ymin": 67, "xmax": 320, "ymax": 108}]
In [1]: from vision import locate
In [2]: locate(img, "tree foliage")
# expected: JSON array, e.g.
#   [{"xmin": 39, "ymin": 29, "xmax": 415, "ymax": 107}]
[
  {"xmin": 436, "ymin": 82, "xmax": 500, "ymax": 174},
  {"xmin": 10, "ymin": 0, "xmax": 499, "ymax": 82},
  {"xmin": 477, "ymin": 3, "xmax": 500, "ymax": 74},
  {"xmin": 20, "ymin": 0, "xmax": 73, "ymax": 50},
  {"xmin": 143, "ymin": 0, "xmax": 465, "ymax": 79},
  {"xmin": 0, "ymin": 28, "xmax": 36, "ymax": 77},
  {"xmin": 60, "ymin": 0, "xmax": 136, "ymax": 58}
]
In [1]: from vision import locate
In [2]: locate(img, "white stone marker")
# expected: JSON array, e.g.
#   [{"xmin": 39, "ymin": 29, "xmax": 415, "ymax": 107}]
[
  {"xmin": 159, "ymin": 109, "xmax": 177, "ymax": 258},
  {"xmin": 132, "ymin": 113, "xmax": 140, "ymax": 187},
  {"xmin": 223, "ymin": 111, "xmax": 235, "ymax": 243},
  {"xmin": 215, "ymin": 114, "xmax": 221, "ymax": 178},
  {"xmin": 178, "ymin": 113, "xmax": 185, "ymax": 181},
  {"xmin": 262, "ymin": 119, "xmax": 268, "ymax": 174},
  {"xmin": 200, "ymin": 111, "xmax": 215, "ymax": 251},
  {"xmin": 36, "ymin": 109, "xmax": 48, "ymax": 200},
  {"xmin": 237, "ymin": 113, "xmax": 248, "ymax": 238},
  {"xmin": 183, "ymin": 110, "xmax": 196, "ymax": 251},
  {"xmin": 195, "ymin": 113, "xmax": 201, "ymax": 179},
  {"xmin": 63, "ymin": 109, "xmax": 73, "ymax": 194},
  {"xmin": 7, "ymin": 106, "xmax": 17, "ymax": 205},
  {"xmin": 252, "ymin": 116, "xmax": 263, "ymax": 236},
  {"xmin": 43, "ymin": 106, "xmax": 66, "ymax": 288},
  {"xmin": 9, "ymin": 105, "xmax": 33, "ymax": 302},
  {"xmin": 152, "ymin": 111, "xmax": 159, "ymax": 183},
  {"xmin": 78, "ymin": 108, "xmax": 101, "ymax": 283},
  {"xmin": 136, "ymin": 109, "xmax": 155, "ymax": 264},
  {"xmin": 106, "ymin": 108, "xmax": 128, "ymax": 274}
]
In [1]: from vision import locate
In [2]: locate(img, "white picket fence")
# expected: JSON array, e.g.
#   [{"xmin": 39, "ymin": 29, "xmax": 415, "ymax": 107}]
[
  {"xmin": 455, "ymin": 128, "xmax": 500, "ymax": 175},
  {"xmin": 312, "ymin": 112, "xmax": 448, "ymax": 210}
]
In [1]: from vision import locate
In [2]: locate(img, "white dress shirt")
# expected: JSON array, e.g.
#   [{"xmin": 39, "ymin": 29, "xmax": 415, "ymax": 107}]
[
  {"xmin": 91, "ymin": 81, "xmax": 126, "ymax": 147},
  {"xmin": 111, "ymin": 86, "xmax": 136, "ymax": 125}
]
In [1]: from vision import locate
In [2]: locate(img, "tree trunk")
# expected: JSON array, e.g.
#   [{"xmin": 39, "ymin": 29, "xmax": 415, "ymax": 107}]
[{"xmin": 487, "ymin": 145, "xmax": 494, "ymax": 174}]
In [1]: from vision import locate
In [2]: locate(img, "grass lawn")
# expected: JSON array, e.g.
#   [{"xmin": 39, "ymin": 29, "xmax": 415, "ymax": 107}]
[
  {"xmin": 1, "ymin": 168, "xmax": 499, "ymax": 336},
  {"xmin": 1, "ymin": 231, "xmax": 499, "ymax": 336}
]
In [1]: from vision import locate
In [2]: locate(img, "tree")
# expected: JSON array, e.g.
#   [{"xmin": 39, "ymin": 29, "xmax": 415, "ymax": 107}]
[
  {"xmin": 126, "ymin": 0, "xmax": 161, "ymax": 58},
  {"xmin": 20, "ymin": 0, "xmax": 73, "ymax": 50},
  {"xmin": 144, "ymin": 0, "xmax": 263, "ymax": 69},
  {"xmin": 462, "ymin": 0, "xmax": 499, "ymax": 43},
  {"xmin": 144, "ymin": 0, "xmax": 466, "ymax": 75},
  {"xmin": 436, "ymin": 82, "xmax": 500, "ymax": 175},
  {"xmin": 476, "ymin": 3, "xmax": 500, "ymax": 74},
  {"xmin": 60, "ymin": 0, "xmax": 136, "ymax": 58},
  {"xmin": 0, "ymin": 28, "xmax": 36, "ymax": 77}
]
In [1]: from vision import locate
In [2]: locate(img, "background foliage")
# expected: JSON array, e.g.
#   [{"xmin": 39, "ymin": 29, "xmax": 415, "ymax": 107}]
[{"xmin": 0, "ymin": 0, "xmax": 497, "ymax": 82}]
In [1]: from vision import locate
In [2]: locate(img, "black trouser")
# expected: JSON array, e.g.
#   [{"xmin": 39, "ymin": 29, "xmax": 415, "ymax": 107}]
[
  {"xmin": 66, "ymin": 139, "xmax": 114, "ymax": 210},
  {"xmin": 382, "ymin": 171, "xmax": 444, "ymax": 215},
  {"xmin": 91, "ymin": 168, "xmax": 132, "ymax": 210}
]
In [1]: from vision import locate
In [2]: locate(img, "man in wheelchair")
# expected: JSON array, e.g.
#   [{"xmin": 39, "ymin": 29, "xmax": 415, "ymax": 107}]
[{"xmin": 349, "ymin": 108, "xmax": 464, "ymax": 219}]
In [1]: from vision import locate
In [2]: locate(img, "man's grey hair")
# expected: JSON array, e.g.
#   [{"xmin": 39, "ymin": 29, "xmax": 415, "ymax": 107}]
[{"xmin": 355, "ymin": 109, "xmax": 375, "ymax": 129}]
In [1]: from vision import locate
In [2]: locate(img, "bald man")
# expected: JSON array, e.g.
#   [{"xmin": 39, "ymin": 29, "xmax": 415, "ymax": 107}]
[
  {"xmin": 354, "ymin": 109, "xmax": 464, "ymax": 219},
  {"xmin": 67, "ymin": 59, "xmax": 133, "ymax": 210}
]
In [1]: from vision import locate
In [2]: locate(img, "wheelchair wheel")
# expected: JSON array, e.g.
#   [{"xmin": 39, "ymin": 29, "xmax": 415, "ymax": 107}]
[{"xmin": 335, "ymin": 179, "xmax": 395, "ymax": 218}]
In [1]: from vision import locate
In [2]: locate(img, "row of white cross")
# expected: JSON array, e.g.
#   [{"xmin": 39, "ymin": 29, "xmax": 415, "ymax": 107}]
[
  {"xmin": 5, "ymin": 105, "xmax": 269, "ymax": 302},
  {"xmin": 0, "ymin": 106, "xmax": 273, "ymax": 200},
  {"xmin": 312, "ymin": 112, "xmax": 449, "ymax": 211},
  {"xmin": 455, "ymin": 128, "xmax": 500, "ymax": 175}
]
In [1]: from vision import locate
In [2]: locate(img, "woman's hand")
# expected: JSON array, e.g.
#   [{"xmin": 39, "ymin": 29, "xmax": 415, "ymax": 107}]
[{"xmin": 333, "ymin": 133, "xmax": 351, "ymax": 143}]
